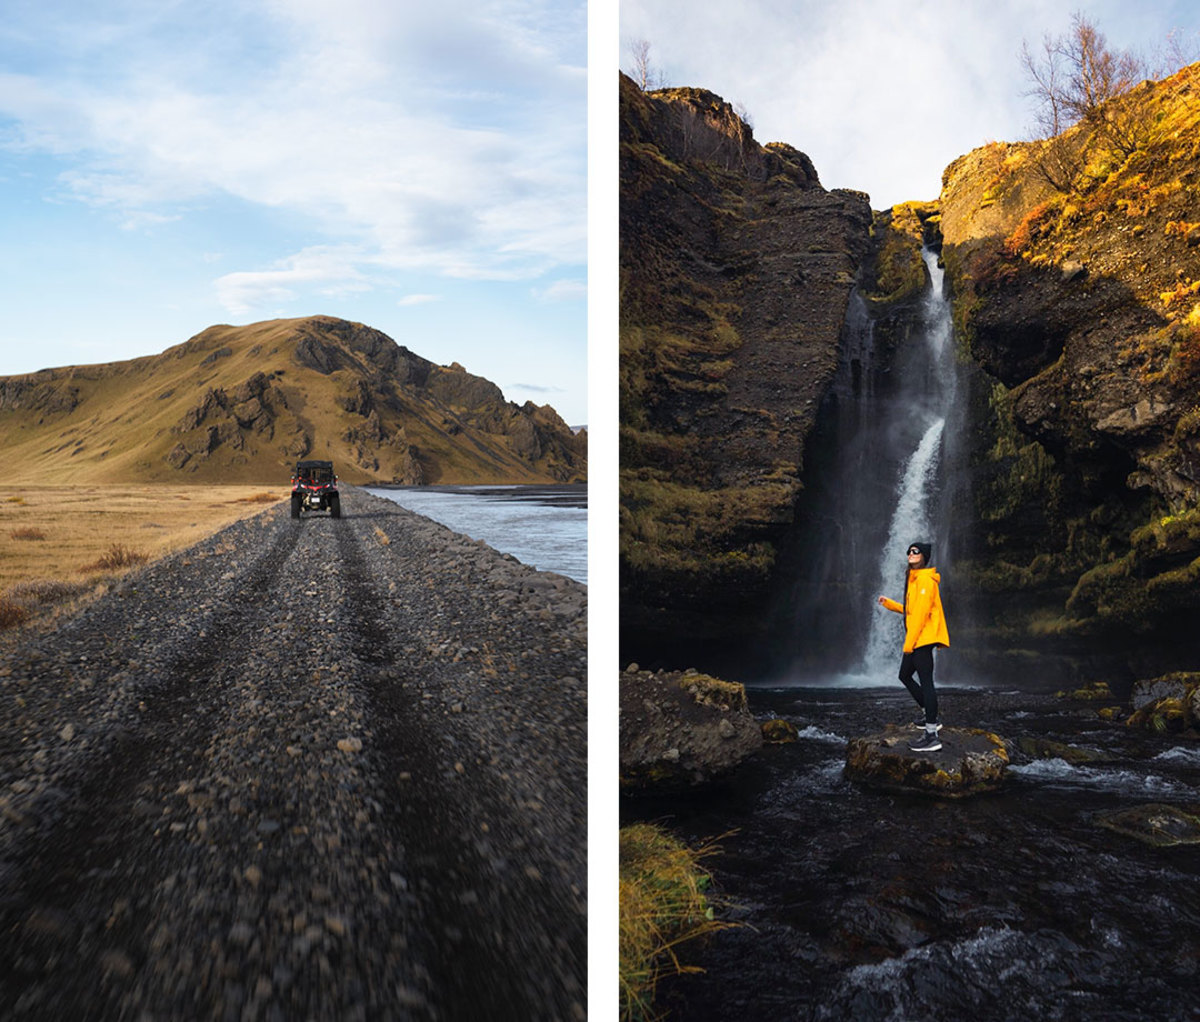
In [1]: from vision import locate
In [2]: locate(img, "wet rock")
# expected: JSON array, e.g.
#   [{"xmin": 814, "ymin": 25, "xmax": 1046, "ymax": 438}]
[
  {"xmin": 844, "ymin": 726, "xmax": 1009, "ymax": 798},
  {"xmin": 619, "ymin": 668, "xmax": 762, "ymax": 791},
  {"xmin": 761, "ymin": 718, "xmax": 799, "ymax": 743},
  {"xmin": 1094, "ymin": 803, "xmax": 1200, "ymax": 846},
  {"xmin": 1126, "ymin": 671, "xmax": 1200, "ymax": 732},
  {"xmin": 1054, "ymin": 681, "xmax": 1113, "ymax": 702},
  {"xmin": 1014, "ymin": 736, "xmax": 1108, "ymax": 765},
  {"xmin": 1130, "ymin": 671, "xmax": 1200, "ymax": 710}
]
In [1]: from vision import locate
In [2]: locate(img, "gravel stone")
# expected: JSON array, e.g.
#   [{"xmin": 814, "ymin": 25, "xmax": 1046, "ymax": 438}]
[{"xmin": 0, "ymin": 486, "xmax": 586, "ymax": 1019}]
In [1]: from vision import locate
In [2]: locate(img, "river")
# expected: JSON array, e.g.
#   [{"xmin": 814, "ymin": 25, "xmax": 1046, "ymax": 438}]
[
  {"xmin": 625, "ymin": 683, "xmax": 1200, "ymax": 1021},
  {"xmin": 365, "ymin": 484, "xmax": 587, "ymax": 584}
]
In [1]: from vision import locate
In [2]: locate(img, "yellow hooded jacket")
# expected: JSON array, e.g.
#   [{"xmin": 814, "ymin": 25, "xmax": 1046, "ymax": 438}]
[{"xmin": 880, "ymin": 567, "xmax": 950, "ymax": 654}]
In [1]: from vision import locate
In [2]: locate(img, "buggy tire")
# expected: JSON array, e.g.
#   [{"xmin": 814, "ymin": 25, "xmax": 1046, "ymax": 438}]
[
  {"xmin": 291, "ymin": 495, "xmax": 302, "ymax": 519},
  {"xmin": 330, "ymin": 495, "xmax": 341, "ymax": 519}
]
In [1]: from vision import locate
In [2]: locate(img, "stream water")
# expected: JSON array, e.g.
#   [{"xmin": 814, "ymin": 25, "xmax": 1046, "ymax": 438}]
[
  {"xmin": 365, "ymin": 484, "xmax": 587, "ymax": 584},
  {"xmin": 627, "ymin": 684, "xmax": 1200, "ymax": 1021}
]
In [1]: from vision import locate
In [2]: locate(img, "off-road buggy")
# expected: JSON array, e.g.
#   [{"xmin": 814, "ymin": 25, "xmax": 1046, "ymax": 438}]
[{"xmin": 291, "ymin": 460, "xmax": 341, "ymax": 518}]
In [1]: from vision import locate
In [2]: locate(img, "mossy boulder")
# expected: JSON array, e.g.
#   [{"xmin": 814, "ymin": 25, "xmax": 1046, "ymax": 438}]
[
  {"xmin": 1014, "ymin": 736, "xmax": 1109, "ymax": 765},
  {"xmin": 620, "ymin": 667, "xmax": 763, "ymax": 791},
  {"xmin": 1127, "ymin": 671, "xmax": 1200, "ymax": 732},
  {"xmin": 1094, "ymin": 803, "xmax": 1200, "ymax": 847},
  {"xmin": 844, "ymin": 726, "xmax": 1009, "ymax": 798},
  {"xmin": 761, "ymin": 718, "xmax": 799, "ymax": 744},
  {"xmin": 1130, "ymin": 671, "xmax": 1200, "ymax": 709},
  {"xmin": 1054, "ymin": 681, "xmax": 1114, "ymax": 701}
]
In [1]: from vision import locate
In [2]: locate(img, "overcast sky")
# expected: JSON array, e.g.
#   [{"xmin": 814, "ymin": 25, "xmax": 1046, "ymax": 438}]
[
  {"xmin": 0, "ymin": 0, "xmax": 587, "ymax": 424},
  {"xmin": 620, "ymin": 0, "xmax": 1200, "ymax": 210}
]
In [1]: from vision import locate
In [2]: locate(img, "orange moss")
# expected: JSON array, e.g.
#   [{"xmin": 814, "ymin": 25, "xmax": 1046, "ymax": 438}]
[
  {"xmin": 1159, "ymin": 280, "xmax": 1200, "ymax": 307},
  {"xmin": 1003, "ymin": 201, "xmax": 1056, "ymax": 257}
]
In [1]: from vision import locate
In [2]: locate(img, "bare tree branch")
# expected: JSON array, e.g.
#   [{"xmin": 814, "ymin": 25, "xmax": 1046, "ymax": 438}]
[{"xmin": 626, "ymin": 38, "xmax": 665, "ymax": 91}]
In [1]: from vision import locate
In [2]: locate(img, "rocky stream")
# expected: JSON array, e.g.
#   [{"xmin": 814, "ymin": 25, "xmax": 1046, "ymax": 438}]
[
  {"xmin": 0, "ymin": 487, "xmax": 586, "ymax": 1020},
  {"xmin": 625, "ymin": 682, "xmax": 1200, "ymax": 1022}
]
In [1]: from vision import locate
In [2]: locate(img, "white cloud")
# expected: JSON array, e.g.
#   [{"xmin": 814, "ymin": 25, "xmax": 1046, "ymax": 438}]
[
  {"xmin": 214, "ymin": 246, "xmax": 368, "ymax": 316},
  {"xmin": 534, "ymin": 278, "xmax": 587, "ymax": 302},
  {"xmin": 0, "ymin": 0, "xmax": 586, "ymax": 288},
  {"xmin": 619, "ymin": 0, "xmax": 1191, "ymax": 208}
]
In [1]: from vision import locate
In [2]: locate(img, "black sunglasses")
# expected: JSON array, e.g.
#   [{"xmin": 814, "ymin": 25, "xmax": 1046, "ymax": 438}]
[{"xmin": 907, "ymin": 547, "xmax": 923, "ymax": 556}]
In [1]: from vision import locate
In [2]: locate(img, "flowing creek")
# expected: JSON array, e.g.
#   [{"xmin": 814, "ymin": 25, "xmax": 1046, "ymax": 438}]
[{"xmin": 625, "ymin": 683, "xmax": 1200, "ymax": 1020}]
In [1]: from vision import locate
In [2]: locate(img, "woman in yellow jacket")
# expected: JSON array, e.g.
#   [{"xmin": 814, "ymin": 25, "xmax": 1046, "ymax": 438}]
[{"xmin": 877, "ymin": 541, "xmax": 949, "ymax": 752}]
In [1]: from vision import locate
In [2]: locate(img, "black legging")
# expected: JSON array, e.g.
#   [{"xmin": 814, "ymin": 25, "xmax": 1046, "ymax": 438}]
[{"xmin": 899, "ymin": 644, "xmax": 938, "ymax": 724}]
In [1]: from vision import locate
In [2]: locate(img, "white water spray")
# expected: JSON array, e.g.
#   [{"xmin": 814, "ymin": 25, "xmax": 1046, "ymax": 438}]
[
  {"xmin": 770, "ymin": 246, "xmax": 965, "ymax": 686},
  {"xmin": 861, "ymin": 417, "xmax": 945, "ymax": 674},
  {"xmin": 857, "ymin": 249, "xmax": 957, "ymax": 678}
]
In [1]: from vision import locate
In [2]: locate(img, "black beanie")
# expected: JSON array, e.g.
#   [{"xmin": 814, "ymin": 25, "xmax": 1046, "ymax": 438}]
[{"xmin": 909, "ymin": 542, "xmax": 932, "ymax": 563}]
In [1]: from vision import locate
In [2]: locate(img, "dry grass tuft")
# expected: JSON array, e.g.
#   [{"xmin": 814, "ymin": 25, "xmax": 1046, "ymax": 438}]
[
  {"xmin": 236, "ymin": 492, "xmax": 281, "ymax": 504},
  {"xmin": 6, "ymin": 496, "xmax": 26, "ymax": 504},
  {"xmin": 0, "ymin": 595, "xmax": 32, "ymax": 629},
  {"xmin": 10, "ymin": 527, "xmax": 47, "ymax": 541},
  {"xmin": 7, "ymin": 578, "xmax": 91, "ymax": 606},
  {"xmin": 619, "ymin": 823, "xmax": 731, "ymax": 1021},
  {"xmin": 373, "ymin": 526, "xmax": 391, "ymax": 546},
  {"xmin": 80, "ymin": 544, "xmax": 150, "ymax": 573},
  {"xmin": 0, "ymin": 577, "xmax": 95, "ymax": 630}
]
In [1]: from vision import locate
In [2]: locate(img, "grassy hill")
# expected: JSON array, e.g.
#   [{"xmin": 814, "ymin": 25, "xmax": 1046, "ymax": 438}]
[{"xmin": 0, "ymin": 316, "xmax": 586, "ymax": 486}]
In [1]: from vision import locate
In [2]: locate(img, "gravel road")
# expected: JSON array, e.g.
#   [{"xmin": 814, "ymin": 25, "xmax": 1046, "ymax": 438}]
[{"xmin": 0, "ymin": 487, "xmax": 587, "ymax": 1021}]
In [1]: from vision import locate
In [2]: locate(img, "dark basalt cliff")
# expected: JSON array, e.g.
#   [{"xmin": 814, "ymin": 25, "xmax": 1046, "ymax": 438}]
[
  {"xmin": 622, "ymin": 61, "xmax": 1200, "ymax": 688},
  {"xmin": 940, "ymin": 62, "xmax": 1200, "ymax": 684},
  {"xmin": 619, "ymin": 72, "xmax": 872, "ymax": 663}
]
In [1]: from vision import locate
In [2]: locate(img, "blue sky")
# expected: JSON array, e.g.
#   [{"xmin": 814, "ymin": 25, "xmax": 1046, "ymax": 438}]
[
  {"xmin": 620, "ymin": 0, "xmax": 1200, "ymax": 210},
  {"xmin": 0, "ymin": 0, "xmax": 588, "ymax": 425}
]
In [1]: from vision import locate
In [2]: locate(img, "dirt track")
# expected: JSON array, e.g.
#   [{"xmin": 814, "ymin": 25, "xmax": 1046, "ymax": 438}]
[{"xmin": 0, "ymin": 487, "xmax": 587, "ymax": 1020}]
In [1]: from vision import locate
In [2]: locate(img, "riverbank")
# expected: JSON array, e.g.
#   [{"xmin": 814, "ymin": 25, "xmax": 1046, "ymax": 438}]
[{"xmin": 0, "ymin": 487, "xmax": 586, "ymax": 1019}]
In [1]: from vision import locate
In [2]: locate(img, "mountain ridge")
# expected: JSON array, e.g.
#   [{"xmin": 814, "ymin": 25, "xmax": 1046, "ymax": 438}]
[{"xmin": 0, "ymin": 315, "xmax": 586, "ymax": 485}]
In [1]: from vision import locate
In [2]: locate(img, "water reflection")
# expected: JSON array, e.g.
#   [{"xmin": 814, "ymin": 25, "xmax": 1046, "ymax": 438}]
[{"xmin": 366, "ymin": 484, "xmax": 587, "ymax": 584}]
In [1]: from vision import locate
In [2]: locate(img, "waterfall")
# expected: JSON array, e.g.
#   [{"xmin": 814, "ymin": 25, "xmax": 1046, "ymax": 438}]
[
  {"xmin": 765, "ymin": 246, "xmax": 963, "ymax": 685},
  {"xmin": 860, "ymin": 416, "xmax": 945, "ymax": 674}
]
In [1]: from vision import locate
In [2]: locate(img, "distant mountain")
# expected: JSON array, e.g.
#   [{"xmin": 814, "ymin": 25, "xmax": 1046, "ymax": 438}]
[{"xmin": 0, "ymin": 316, "xmax": 586, "ymax": 485}]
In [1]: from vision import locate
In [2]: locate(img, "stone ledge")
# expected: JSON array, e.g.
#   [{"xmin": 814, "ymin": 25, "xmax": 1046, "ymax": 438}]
[{"xmin": 844, "ymin": 725, "xmax": 1009, "ymax": 798}]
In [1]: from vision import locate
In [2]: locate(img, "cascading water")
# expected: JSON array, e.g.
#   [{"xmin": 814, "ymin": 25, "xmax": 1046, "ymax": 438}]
[
  {"xmin": 766, "ymin": 246, "xmax": 964, "ymax": 684},
  {"xmin": 858, "ymin": 250, "xmax": 958, "ymax": 677},
  {"xmin": 860, "ymin": 415, "xmax": 946, "ymax": 673}
]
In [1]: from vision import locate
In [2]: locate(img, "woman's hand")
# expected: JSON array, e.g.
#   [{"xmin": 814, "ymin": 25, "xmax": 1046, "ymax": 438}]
[{"xmin": 877, "ymin": 595, "xmax": 887, "ymax": 605}]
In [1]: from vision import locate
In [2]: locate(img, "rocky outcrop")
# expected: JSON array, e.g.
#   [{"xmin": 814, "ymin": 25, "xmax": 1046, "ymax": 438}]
[
  {"xmin": 1094, "ymin": 803, "xmax": 1200, "ymax": 846},
  {"xmin": 938, "ymin": 62, "xmax": 1200, "ymax": 684},
  {"xmin": 1125, "ymin": 671, "xmax": 1200, "ymax": 733},
  {"xmin": 619, "ymin": 666, "xmax": 763, "ymax": 790},
  {"xmin": 844, "ymin": 726, "xmax": 1010, "ymax": 798},
  {"xmin": 619, "ymin": 72, "xmax": 872, "ymax": 666}
]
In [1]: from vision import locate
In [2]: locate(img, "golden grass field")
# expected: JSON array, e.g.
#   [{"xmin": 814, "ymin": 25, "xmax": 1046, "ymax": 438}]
[{"xmin": 0, "ymin": 484, "xmax": 284, "ymax": 592}]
